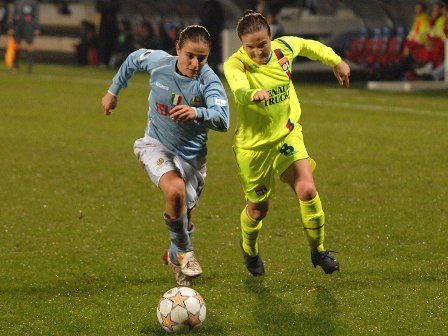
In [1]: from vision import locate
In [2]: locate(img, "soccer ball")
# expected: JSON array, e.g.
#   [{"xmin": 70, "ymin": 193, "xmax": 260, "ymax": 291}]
[{"xmin": 156, "ymin": 287, "xmax": 206, "ymax": 333}]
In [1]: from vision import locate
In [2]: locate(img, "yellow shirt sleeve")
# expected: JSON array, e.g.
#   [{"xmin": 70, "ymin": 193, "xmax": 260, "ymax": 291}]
[{"xmin": 223, "ymin": 52, "xmax": 260, "ymax": 105}]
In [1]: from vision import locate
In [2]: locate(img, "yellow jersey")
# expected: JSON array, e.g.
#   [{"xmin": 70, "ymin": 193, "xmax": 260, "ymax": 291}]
[{"xmin": 224, "ymin": 36, "xmax": 341, "ymax": 150}]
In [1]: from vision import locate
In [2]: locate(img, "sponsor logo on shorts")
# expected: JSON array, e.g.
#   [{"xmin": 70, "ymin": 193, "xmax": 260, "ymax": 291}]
[
  {"xmin": 157, "ymin": 158, "xmax": 164, "ymax": 165},
  {"xmin": 255, "ymin": 185, "xmax": 268, "ymax": 196}
]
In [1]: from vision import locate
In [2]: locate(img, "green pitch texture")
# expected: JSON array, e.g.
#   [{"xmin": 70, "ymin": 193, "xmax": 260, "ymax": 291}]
[{"xmin": 0, "ymin": 64, "xmax": 447, "ymax": 335}]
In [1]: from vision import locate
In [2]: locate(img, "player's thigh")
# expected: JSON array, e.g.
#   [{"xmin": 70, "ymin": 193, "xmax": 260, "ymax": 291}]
[
  {"xmin": 134, "ymin": 136, "xmax": 180, "ymax": 187},
  {"xmin": 134, "ymin": 136, "xmax": 205, "ymax": 209},
  {"xmin": 233, "ymin": 147, "xmax": 276, "ymax": 203},
  {"xmin": 274, "ymin": 126, "xmax": 315, "ymax": 177}
]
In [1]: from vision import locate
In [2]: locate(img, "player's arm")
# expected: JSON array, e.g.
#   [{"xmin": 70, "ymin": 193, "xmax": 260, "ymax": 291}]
[
  {"xmin": 102, "ymin": 49, "xmax": 167, "ymax": 115},
  {"xmin": 285, "ymin": 36, "xmax": 350, "ymax": 88},
  {"xmin": 107, "ymin": 49, "xmax": 167, "ymax": 96},
  {"xmin": 223, "ymin": 56, "xmax": 265, "ymax": 105},
  {"xmin": 186, "ymin": 73, "xmax": 230, "ymax": 131}
]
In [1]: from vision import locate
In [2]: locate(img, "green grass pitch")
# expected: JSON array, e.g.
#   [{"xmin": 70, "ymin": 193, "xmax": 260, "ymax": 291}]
[{"xmin": 0, "ymin": 63, "xmax": 447, "ymax": 335}]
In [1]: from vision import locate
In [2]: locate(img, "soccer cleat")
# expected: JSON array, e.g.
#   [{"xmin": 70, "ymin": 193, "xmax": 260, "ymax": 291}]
[
  {"xmin": 240, "ymin": 239, "xmax": 265, "ymax": 276},
  {"xmin": 166, "ymin": 252, "xmax": 193, "ymax": 286},
  {"xmin": 311, "ymin": 250, "xmax": 339, "ymax": 274},
  {"xmin": 177, "ymin": 251, "xmax": 203, "ymax": 278}
]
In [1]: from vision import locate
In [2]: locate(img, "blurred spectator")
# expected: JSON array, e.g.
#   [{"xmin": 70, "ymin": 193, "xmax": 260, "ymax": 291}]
[
  {"xmin": 54, "ymin": 0, "xmax": 71, "ymax": 15},
  {"xmin": 75, "ymin": 19, "xmax": 99, "ymax": 66},
  {"xmin": 266, "ymin": 12, "xmax": 284, "ymax": 39},
  {"xmin": 162, "ymin": 22, "xmax": 181, "ymax": 56},
  {"xmin": 414, "ymin": 1, "xmax": 447, "ymax": 77},
  {"xmin": 109, "ymin": 18, "xmax": 133, "ymax": 67},
  {"xmin": 133, "ymin": 20, "xmax": 164, "ymax": 50},
  {"xmin": 430, "ymin": 4, "xmax": 448, "ymax": 80},
  {"xmin": 199, "ymin": 0, "xmax": 224, "ymax": 73},
  {"xmin": 0, "ymin": 0, "xmax": 9, "ymax": 34},
  {"xmin": 9, "ymin": 0, "xmax": 40, "ymax": 73},
  {"xmin": 96, "ymin": 0, "xmax": 120, "ymax": 67},
  {"xmin": 404, "ymin": 2, "xmax": 430, "ymax": 58}
]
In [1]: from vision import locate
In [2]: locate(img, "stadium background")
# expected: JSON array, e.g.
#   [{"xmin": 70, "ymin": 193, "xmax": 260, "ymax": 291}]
[{"xmin": 1, "ymin": 0, "xmax": 446, "ymax": 83}]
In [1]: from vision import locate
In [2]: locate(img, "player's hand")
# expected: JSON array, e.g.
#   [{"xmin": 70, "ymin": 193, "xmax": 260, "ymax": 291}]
[
  {"xmin": 251, "ymin": 89, "xmax": 270, "ymax": 103},
  {"xmin": 333, "ymin": 60, "xmax": 350, "ymax": 88},
  {"xmin": 169, "ymin": 105, "xmax": 196, "ymax": 122},
  {"xmin": 101, "ymin": 92, "xmax": 117, "ymax": 115}
]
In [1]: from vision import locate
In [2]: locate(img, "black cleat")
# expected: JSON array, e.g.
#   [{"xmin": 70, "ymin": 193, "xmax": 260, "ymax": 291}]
[
  {"xmin": 240, "ymin": 240, "xmax": 265, "ymax": 276},
  {"xmin": 311, "ymin": 250, "xmax": 340, "ymax": 274}
]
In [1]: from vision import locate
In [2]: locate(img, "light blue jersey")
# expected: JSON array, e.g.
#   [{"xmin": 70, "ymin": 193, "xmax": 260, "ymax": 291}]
[{"xmin": 108, "ymin": 48, "xmax": 230, "ymax": 161}]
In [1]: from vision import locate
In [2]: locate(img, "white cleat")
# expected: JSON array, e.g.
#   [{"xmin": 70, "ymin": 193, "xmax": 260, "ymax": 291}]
[
  {"xmin": 166, "ymin": 252, "xmax": 193, "ymax": 286},
  {"xmin": 178, "ymin": 251, "xmax": 203, "ymax": 278}
]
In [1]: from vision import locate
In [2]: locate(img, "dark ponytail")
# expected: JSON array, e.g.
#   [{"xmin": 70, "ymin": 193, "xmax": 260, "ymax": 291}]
[
  {"xmin": 236, "ymin": 10, "xmax": 271, "ymax": 40},
  {"xmin": 177, "ymin": 25, "xmax": 212, "ymax": 49}
]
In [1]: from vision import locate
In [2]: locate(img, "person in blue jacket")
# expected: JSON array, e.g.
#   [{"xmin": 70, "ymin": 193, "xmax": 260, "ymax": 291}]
[{"xmin": 101, "ymin": 25, "xmax": 230, "ymax": 286}]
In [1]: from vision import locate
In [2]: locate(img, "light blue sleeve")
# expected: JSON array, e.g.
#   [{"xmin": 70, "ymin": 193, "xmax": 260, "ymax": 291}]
[
  {"xmin": 195, "ymin": 67, "xmax": 230, "ymax": 132},
  {"xmin": 107, "ymin": 49, "xmax": 169, "ymax": 95}
]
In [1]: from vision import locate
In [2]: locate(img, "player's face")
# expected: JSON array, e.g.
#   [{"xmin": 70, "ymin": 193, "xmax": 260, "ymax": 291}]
[
  {"xmin": 176, "ymin": 41, "xmax": 210, "ymax": 78},
  {"xmin": 241, "ymin": 29, "xmax": 272, "ymax": 65}
]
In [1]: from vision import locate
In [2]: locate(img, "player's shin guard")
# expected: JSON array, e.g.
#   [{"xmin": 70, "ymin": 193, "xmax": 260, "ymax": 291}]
[
  {"xmin": 164, "ymin": 212, "xmax": 192, "ymax": 265},
  {"xmin": 241, "ymin": 207, "xmax": 263, "ymax": 256},
  {"xmin": 300, "ymin": 193, "xmax": 325, "ymax": 252}
]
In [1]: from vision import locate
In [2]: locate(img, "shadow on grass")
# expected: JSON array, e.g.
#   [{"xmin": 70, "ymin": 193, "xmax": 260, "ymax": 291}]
[
  {"xmin": 141, "ymin": 311, "xmax": 230, "ymax": 335},
  {"xmin": 245, "ymin": 277, "xmax": 339, "ymax": 335}
]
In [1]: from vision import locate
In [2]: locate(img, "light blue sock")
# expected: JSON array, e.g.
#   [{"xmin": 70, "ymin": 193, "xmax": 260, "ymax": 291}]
[{"xmin": 165, "ymin": 212, "xmax": 192, "ymax": 265}]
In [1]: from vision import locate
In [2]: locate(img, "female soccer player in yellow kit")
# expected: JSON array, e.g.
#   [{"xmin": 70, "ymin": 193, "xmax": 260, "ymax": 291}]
[{"xmin": 223, "ymin": 10, "xmax": 350, "ymax": 276}]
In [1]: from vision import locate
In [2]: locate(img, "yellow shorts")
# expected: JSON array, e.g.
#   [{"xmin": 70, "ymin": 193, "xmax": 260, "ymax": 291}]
[{"xmin": 233, "ymin": 125, "xmax": 316, "ymax": 203}]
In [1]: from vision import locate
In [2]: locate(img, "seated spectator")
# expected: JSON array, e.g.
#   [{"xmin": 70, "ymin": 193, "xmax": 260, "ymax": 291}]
[
  {"xmin": 404, "ymin": 2, "xmax": 430, "ymax": 60},
  {"xmin": 414, "ymin": 1, "xmax": 446, "ymax": 77}
]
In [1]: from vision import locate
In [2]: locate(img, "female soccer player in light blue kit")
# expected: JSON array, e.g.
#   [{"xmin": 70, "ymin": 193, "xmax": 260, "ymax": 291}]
[{"xmin": 101, "ymin": 25, "xmax": 230, "ymax": 286}]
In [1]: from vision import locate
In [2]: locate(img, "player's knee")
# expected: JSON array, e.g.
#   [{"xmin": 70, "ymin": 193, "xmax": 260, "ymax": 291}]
[
  {"xmin": 297, "ymin": 182, "xmax": 317, "ymax": 201},
  {"xmin": 248, "ymin": 203, "xmax": 269, "ymax": 221},
  {"xmin": 166, "ymin": 188, "xmax": 186, "ymax": 207}
]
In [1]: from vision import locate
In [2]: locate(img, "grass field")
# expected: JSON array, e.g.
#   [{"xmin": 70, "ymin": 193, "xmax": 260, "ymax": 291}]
[{"xmin": 1, "ymin": 63, "xmax": 447, "ymax": 335}]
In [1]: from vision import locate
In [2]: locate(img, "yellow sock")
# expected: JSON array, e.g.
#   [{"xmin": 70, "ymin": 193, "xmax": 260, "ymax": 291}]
[
  {"xmin": 300, "ymin": 193, "xmax": 325, "ymax": 252},
  {"xmin": 241, "ymin": 207, "xmax": 262, "ymax": 256}
]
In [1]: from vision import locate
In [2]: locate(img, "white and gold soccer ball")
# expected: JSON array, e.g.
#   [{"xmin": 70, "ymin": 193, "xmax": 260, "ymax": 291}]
[{"xmin": 156, "ymin": 287, "xmax": 206, "ymax": 333}]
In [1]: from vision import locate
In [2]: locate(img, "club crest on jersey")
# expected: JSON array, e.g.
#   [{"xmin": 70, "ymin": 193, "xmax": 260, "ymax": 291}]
[
  {"xmin": 190, "ymin": 96, "xmax": 202, "ymax": 107},
  {"xmin": 170, "ymin": 93, "xmax": 182, "ymax": 106},
  {"xmin": 157, "ymin": 158, "xmax": 164, "ymax": 166},
  {"xmin": 274, "ymin": 49, "xmax": 292, "ymax": 79}
]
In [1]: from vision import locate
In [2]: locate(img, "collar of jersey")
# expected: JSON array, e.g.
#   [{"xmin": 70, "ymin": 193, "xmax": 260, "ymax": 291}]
[{"xmin": 265, "ymin": 51, "xmax": 273, "ymax": 64}]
